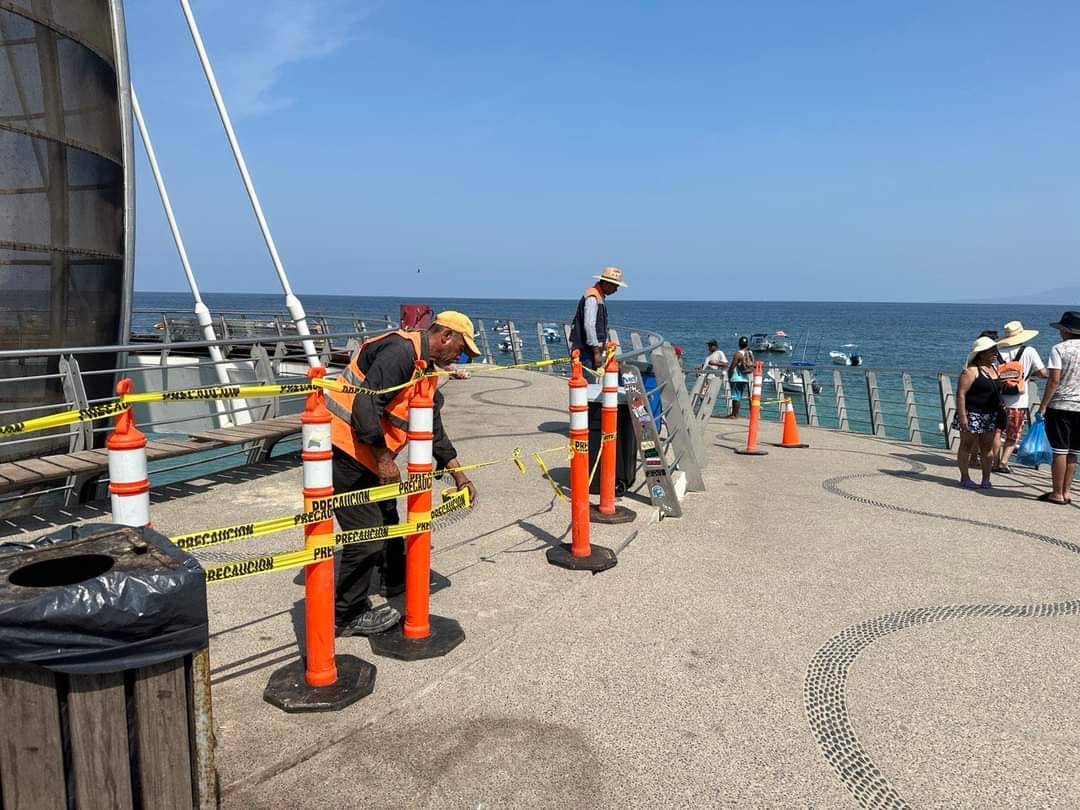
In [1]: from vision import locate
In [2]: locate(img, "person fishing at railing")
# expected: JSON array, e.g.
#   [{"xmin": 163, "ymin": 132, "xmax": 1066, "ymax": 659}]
[
  {"xmin": 569, "ymin": 266, "xmax": 627, "ymax": 371},
  {"xmin": 324, "ymin": 311, "xmax": 480, "ymax": 636}
]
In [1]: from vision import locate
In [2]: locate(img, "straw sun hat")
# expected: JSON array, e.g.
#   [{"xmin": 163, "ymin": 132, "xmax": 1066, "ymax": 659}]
[
  {"xmin": 996, "ymin": 320, "xmax": 1039, "ymax": 347},
  {"xmin": 594, "ymin": 266, "xmax": 627, "ymax": 288},
  {"xmin": 965, "ymin": 335, "xmax": 998, "ymax": 367}
]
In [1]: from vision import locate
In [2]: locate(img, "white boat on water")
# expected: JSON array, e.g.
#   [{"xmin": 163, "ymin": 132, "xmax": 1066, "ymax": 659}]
[
  {"xmin": 767, "ymin": 363, "xmax": 822, "ymax": 396},
  {"xmin": 749, "ymin": 333, "xmax": 772, "ymax": 352},
  {"xmin": 830, "ymin": 345, "xmax": 862, "ymax": 366},
  {"xmin": 769, "ymin": 331, "xmax": 793, "ymax": 353}
]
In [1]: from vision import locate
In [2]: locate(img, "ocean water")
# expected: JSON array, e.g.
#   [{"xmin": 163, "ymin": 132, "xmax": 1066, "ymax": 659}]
[
  {"xmin": 131, "ymin": 292, "xmax": 1075, "ymax": 483},
  {"xmin": 136, "ymin": 291, "xmax": 1073, "ymax": 374}
]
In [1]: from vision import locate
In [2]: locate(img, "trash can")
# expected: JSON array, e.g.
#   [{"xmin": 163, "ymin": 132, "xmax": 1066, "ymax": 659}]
[
  {"xmin": 586, "ymin": 384, "xmax": 639, "ymax": 496},
  {"xmin": 0, "ymin": 524, "xmax": 215, "ymax": 810}
]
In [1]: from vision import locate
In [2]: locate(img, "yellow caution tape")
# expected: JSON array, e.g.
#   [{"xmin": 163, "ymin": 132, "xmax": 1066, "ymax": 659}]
[
  {"xmin": 533, "ymin": 452, "xmax": 569, "ymax": 502},
  {"xmin": 173, "ymin": 475, "xmax": 433, "ymax": 551},
  {"xmin": 203, "ymin": 486, "xmax": 474, "ymax": 583},
  {"xmin": 571, "ymin": 439, "xmax": 589, "ymax": 454},
  {"xmin": 0, "ymin": 400, "xmax": 130, "ymax": 437},
  {"xmin": 123, "ymin": 382, "xmax": 317, "ymax": 404}
]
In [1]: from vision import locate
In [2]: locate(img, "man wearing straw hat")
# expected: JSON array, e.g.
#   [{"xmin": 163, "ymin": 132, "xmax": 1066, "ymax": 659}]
[
  {"xmin": 569, "ymin": 266, "xmax": 627, "ymax": 370},
  {"xmin": 994, "ymin": 320, "xmax": 1047, "ymax": 472}
]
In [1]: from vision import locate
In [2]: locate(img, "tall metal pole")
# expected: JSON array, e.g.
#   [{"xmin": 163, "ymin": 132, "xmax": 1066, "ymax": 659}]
[
  {"xmin": 178, "ymin": 0, "xmax": 319, "ymax": 366},
  {"xmin": 132, "ymin": 88, "xmax": 234, "ymax": 425}
]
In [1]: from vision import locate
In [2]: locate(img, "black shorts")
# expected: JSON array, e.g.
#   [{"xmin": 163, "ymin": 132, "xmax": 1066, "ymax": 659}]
[{"xmin": 1045, "ymin": 408, "xmax": 1080, "ymax": 455}]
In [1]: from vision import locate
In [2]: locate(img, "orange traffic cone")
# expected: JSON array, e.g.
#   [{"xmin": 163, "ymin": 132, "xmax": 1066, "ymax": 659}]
[{"xmin": 776, "ymin": 398, "xmax": 809, "ymax": 448}]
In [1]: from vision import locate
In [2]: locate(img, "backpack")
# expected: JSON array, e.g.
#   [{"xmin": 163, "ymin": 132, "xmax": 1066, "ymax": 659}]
[
  {"xmin": 998, "ymin": 346, "xmax": 1027, "ymax": 395},
  {"xmin": 737, "ymin": 350, "xmax": 754, "ymax": 373}
]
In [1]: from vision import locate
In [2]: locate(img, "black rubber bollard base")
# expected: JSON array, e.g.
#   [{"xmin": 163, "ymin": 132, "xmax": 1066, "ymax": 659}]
[
  {"xmin": 773, "ymin": 442, "xmax": 809, "ymax": 448},
  {"xmin": 368, "ymin": 614, "xmax": 465, "ymax": 661},
  {"xmin": 263, "ymin": 654, "xmax": 376, "ymax": 713},
  {"xmin": 546, "ymin": 543, "xmax": 618, "ymax": 573},
  {"xmin": 734, "ymin": 448, "xmax": 769, "ymax": 456},
  {"xmin": 589, "ymin": 503, "xmax": 636, "ymax": 524}
]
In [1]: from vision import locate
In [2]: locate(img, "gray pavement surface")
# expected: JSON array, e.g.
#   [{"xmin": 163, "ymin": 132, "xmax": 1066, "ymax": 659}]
[{"xmin": 8, "ymin": 369, "xmax": 1080, "ymax": 808}]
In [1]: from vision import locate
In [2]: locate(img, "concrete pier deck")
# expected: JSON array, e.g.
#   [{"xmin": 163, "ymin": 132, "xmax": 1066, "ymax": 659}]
[{"xmin": 9, "ymin": 368, "xmax": 1080, "ymax": 808}]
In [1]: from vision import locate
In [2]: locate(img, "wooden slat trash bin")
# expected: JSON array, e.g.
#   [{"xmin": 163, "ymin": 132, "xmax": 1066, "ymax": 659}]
[{"xmin": 0, "ymin": 525, "xmax": 216, "ymax": 810}]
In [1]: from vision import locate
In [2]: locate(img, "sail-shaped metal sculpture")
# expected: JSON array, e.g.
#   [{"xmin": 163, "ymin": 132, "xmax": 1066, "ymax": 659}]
[{"xmin": 0, "ymin": 0, "xmax": 135, "ymax": 461}]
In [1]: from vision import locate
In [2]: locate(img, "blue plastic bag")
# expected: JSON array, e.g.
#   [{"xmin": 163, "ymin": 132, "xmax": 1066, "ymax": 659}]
[{"xmin": 1015, "ymin": 412, "xmax": 1053, "ymax": 468}]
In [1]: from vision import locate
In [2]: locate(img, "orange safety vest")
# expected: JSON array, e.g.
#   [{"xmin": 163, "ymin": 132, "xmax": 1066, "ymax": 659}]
[{"xmin": 325, "ymin": 330, "xmax": 423, "ymax": 472}]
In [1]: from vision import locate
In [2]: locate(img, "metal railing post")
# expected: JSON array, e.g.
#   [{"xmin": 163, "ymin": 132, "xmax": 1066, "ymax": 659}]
[
  {"xmin": 833, "ymin": 370, "xmax": 849, "ymax": 431},
  {"xmin": 608, "ymin": 328, "xmax": 622, "ymax": 353},
  {"xmin": 800, "ymin": 369, "xmax": 819, "ymax": 426},
  {"xmin": 507, "ymin": 320, "xmax": 524, "ymax": 366},
  {"xmin": 901, "ymin": 372, "xmax": 922, "ymax": 444},
  {"xmin": 536, "ymin": 321, "xmax": 551, "ymax": 371},
  {"xmin": 938, "ymin": 373, "xmax": 958, "ymax": 449},
  {"xmin": 865, "ymin": 370, "xmax": 885, "ymax": 436},
  {"xmin": 629, "ymin": 332, "xmax": 643, "ymax": 351},
  {"xmin": 476, "ymin": 320, "xmax": 494, "ymax": 364}
]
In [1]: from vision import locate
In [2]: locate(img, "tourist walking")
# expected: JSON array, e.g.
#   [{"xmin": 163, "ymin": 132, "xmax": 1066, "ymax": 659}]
[
  {"xmin": 727, "ymin": 336, "xmax": 754, "ymax": 418},
  {"xmin": 1037, "ymin": 311, "xmax": 1080, "ymax": 504},
  {"xmin": 954, "ymin": 335, "xmax": 1003, "ymax": 489},
  {"xmin": 568, "ymin": 266, "xmax": 626, "ymax": 370},
  {"xmin": 325, "ymin": 312, "xmax": 479, "ymax": 635},
  {"xmin": 994, "ymin": 320, "xmax": 1047, "ymax": 472}
]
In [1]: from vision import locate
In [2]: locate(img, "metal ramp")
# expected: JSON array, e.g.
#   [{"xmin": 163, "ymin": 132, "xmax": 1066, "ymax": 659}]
[{"xmin": 620, "ymin": 343, "xmax": 706, "ymax": 518}]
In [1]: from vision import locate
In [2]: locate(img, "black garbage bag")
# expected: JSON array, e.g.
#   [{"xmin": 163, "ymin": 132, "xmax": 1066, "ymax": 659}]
[{"xmin": 0, "ymin": 523, "xmax": 208, "ymax": 674}]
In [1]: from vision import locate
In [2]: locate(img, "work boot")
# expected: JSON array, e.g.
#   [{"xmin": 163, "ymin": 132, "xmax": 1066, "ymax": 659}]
[{"xmin": 335, "ymin": 603, "xmax": 401, "ymax": 637}]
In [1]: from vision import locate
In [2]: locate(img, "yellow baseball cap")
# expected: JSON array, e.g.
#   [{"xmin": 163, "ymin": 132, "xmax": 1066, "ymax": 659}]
[{"xmin": 434, "ymin": 311, "xmax": 480, "ymax": 357}]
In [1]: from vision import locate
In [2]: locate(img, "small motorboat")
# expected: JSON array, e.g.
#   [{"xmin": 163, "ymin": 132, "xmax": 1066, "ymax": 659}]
[
  {"xmin": 749, "ymin": 333, "xmax": 772, "ymax": 352},
  {"xmin": 830, "ymin": 345, "xmax": 862, "ymax": 366},
  {"xmin": 542, "ymin": 323, "xmax": 561, "ymax": 343},
  {"xmin": 769, "ymin": 331, "xmax": 793, "ymax": 353},
  {"xmin": 768, "ymin": 361, "xmax": 822, "ymax": 396},
  {"xmin": 499, "ymin": 335, "xmax": 524, "ymax": 353}
]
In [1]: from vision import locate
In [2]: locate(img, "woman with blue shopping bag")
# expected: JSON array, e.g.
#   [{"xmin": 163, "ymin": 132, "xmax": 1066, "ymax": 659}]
[{"xmin": 1036, "ymin": 311, "xmax": 1080, "ymax": 504}]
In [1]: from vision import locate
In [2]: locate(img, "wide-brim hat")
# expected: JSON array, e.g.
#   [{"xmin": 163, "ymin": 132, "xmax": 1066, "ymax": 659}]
[
  {"xmin": 965, "ymin": 335, "xmax": 998, "ymax": 367},
  {"xmin": 593, "ymin": 266, "xmax": 627, "ymax": 288},
  {"xmin": 1050, "ymin": 310, "xmax": 1080, "ymax": 334},
  {"xmin": 996, "ymin": 320, "xmax": 1039, "ymax": 347},
  {"xmin": 434, "ymin": 310, "xmax": 481, "ymax": 357}
]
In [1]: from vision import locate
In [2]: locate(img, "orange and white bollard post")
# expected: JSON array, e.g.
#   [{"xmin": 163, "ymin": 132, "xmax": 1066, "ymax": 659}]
[
  {"xmin": 264, "ymin": 367, "xmax": 376, "ymax": 712},
  {"xmin": 107, "ymin": 378, "xmax": 150, "ymax": 527},
  {"xmin": 548, "ymin": 350, "xmax": 617, "ymax": 572},
  {"xmin": 734, "ymin": 360, "xmax": 769, "ymax": 456},
  {"xmin": 370, "ymin": 363, "xmax": 465, "ymax": 660},
  {"xmin": 591, "ymin": 343, "xmax": 634, "ymax": 524}
]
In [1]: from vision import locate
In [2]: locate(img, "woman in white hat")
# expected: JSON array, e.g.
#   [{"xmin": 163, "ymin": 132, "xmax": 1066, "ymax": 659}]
[
  {"xmin": 994, "ymin": 320, "xmax": 1047, "ymax": 472},
  {"xmin": 954, "ymin": 336, "xmax": 1004, "ymax": 489}
]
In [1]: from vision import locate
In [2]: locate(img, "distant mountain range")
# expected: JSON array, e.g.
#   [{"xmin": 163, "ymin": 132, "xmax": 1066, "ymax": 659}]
[{"xmin": 970, "ymin": 285, "xmax": 1080, "ymax": 305}]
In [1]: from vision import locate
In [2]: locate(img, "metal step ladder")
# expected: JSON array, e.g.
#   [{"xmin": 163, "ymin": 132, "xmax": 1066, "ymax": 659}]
[{"xmin": 619, "ymin": 343, "xmax": 706, "ymax": 518}]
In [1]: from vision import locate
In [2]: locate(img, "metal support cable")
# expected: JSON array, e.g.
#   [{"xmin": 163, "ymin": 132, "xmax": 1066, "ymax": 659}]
[{"xmin": 177, "ymin": 0, "xmax": 318, "ymax": 367}]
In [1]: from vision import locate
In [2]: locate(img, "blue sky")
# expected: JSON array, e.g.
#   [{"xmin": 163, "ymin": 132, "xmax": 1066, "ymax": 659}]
[{"xmin": 126, "ymin": 1, "xmax": 1080, "ymax": 302}]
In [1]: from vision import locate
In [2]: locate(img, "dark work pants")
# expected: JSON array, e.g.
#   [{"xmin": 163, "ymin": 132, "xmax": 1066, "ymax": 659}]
[{"xmin": 332, "ymin": 449, "xmax": 404, "ymax": 624}]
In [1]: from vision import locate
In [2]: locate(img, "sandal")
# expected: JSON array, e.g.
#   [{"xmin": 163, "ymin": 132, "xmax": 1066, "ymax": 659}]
[
  {"xmin": 1037, "ymin": 492, "xmax": 1068, "ymax": 505},
  {"xmin": 979, "ymin": 480, "xmax": 992, "ymax": 490},
  {"xmin": 992, "ymin": 464, "xmax": 1011, "ymax": 473},
  {"xmin": 960, "ymin": 479, "xmax": 978, "ymax": 490}
]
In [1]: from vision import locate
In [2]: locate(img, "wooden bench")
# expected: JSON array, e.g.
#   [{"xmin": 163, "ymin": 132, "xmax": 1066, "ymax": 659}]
[{"xmin": 0, "ymin": 415, "xmax": 302, "ymax": 500}]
